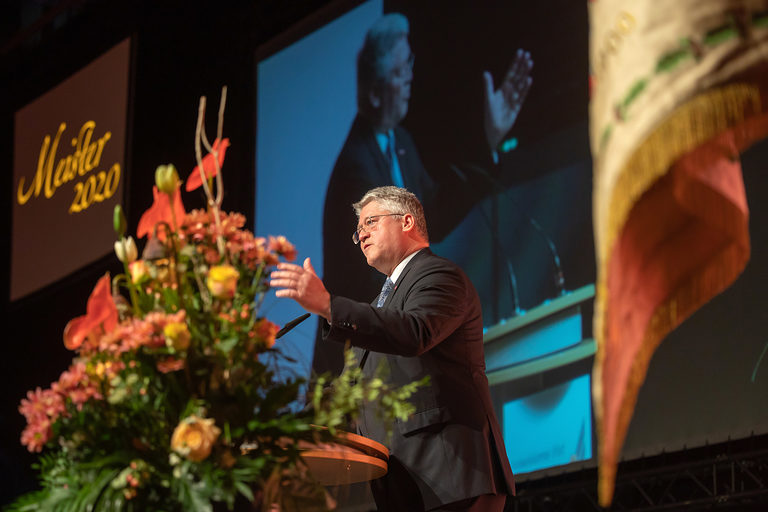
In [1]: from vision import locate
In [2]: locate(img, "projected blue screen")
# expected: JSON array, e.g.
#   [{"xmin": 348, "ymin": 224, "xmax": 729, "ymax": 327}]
[
  {"xmin": 255, "ymin": 0, "xmax": 384, "ymax": 377},
  {"xmin": 503, "ymin": 374, "xmax": 592, "ymax": 474}
]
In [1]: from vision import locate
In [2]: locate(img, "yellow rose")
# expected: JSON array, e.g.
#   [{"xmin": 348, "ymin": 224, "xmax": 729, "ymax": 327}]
[
  {"xmin": 170, "ymin": 415, "xmax": 221, "ymax": 462},
  {"xmin": 207, "ymin": 265, "xmax": 239, "ymax": 299},
  {"xmin": 163, "ymin": 322, "xmax": 191, "ymax": 351}
]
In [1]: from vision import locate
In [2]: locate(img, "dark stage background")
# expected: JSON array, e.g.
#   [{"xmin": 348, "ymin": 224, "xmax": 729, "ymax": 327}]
[{"xmin": 2, "ymin": 1, "xmax": 768, "ymax": 508}]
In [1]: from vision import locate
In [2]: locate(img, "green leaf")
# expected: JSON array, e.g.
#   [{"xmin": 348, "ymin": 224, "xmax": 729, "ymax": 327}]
[
  {"xmin": 217, "ymin": 335, "xmax": 240, "ymax": 353},
  {"xmin": 233, "ymin": 480, "xmax": 255, "ymax": 503},
  {"xmin": 258, "ymin": 380, "xmax": 302, "ymax": 419}
]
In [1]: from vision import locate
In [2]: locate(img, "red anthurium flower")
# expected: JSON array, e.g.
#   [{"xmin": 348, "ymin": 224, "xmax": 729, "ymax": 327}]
[
  {"xmin": 186, "ymin": 138, "xmax": 230, "ymax": 192},
  {"xmin": 137, "ymin": 186, "xmax": 186, "ymax": 240},
  {"xmin": 63, "ymin": 274, "xmax": 118, "ymax": 351}
]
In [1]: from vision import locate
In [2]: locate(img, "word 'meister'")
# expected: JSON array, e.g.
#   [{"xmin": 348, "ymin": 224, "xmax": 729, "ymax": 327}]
[{"xmin": 17, "ymin": 121, "xmax": 112, "ymax": 206}]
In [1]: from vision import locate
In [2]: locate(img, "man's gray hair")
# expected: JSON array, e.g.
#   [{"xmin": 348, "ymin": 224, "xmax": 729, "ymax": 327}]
[
  {"xmin": 353, "ymin": 186, "xmax": 429, "ymax": 241},
  {"xmin": 357, "ymin": 13, "xmax": 409, "ymax": 119}
]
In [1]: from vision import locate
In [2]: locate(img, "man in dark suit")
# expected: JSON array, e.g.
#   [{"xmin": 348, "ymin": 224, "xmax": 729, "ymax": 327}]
[
  {"xmin": 271, "ymin": 186, "xmax": 515, "ymax": 511},
  {"xmin": 318, "ymin": 13, "xmax": 533, "ymax": 374}
]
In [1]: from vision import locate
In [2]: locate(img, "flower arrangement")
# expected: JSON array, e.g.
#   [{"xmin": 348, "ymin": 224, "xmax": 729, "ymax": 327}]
[{"xmin": 9, "ymin": 88, "xmax": 425, "ymax": 512}]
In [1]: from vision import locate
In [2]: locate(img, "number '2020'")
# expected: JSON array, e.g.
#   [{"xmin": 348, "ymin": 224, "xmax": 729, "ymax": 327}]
[{"xmin": 69, "ymin": 163, "xmax": 120, "ymax": 214}]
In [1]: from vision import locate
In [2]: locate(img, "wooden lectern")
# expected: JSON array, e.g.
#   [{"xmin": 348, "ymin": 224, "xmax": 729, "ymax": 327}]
[{"xmin": 301, "ymin": 430, "xmax": 389, "ymax": 485}]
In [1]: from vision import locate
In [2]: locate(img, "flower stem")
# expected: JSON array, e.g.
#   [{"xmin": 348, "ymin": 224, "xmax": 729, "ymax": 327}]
[{"xmin": 122, "ymin": 261, "xmax": 141, "ymax": 317}]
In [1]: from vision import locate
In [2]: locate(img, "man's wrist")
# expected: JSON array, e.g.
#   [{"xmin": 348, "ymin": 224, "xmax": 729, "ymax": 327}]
[{"xmin": 321, "ymin": 293, "xmax": 332, "ymax": 322}]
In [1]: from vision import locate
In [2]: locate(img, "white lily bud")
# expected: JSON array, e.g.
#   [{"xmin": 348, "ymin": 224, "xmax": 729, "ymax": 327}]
[{"xmin": 114, "ymin": 236, "xmax": 138, "ymax": 263}]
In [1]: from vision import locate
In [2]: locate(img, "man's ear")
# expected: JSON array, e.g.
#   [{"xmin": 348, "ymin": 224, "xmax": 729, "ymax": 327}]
[{"xmin": 401, "ymin": 213, "xmax": 415, "ymax": 232}]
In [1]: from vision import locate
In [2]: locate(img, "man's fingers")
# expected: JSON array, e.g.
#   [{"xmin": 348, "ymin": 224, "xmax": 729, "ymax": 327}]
[
  {"xmin": 303, "ymin": 257, "xmax": 316, "ymax": 274},
  {"xmin": 482, "ymin": 71, "xmax": 495, "ymax": 102},
  {"xmin": 504, "ymin": 76, "xmax": 532, "ymax": 107},
  {"xmin": 269, "ymin": 277, "xmax": 293, "ymax": 288},
  {"xmin": 504, "ymin": 50, "xmax": 533, "ymax": 87},
  {"xmin": 271, "ymin": 265, "xmax": 306, "ymax": 279},
  {"xmin": 270, "ymin": 271, "xmax": 298, "ymax": 282},
  {"xmin": 516, "ymin": 76, "xmax": 533, "ymax": 103},
  {"xmin": 276, "ymin": 262, "xmax": 302, "ymax": 272},
  {"xmin": 504, "ymin": 49, "xmax": 524, "ymax": 81}
]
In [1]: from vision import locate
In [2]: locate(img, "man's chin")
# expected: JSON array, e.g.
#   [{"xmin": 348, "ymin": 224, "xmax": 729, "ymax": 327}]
[{"xmin": 365, "ymin": 254, "xmax": 384, "ymax": 273}]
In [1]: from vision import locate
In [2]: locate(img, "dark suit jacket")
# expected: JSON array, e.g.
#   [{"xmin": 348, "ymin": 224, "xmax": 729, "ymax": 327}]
[
  {"xmin": 317, "ymin": 115, "xmax": 492, "ymax": 374},
  {"xmin": 322, "ymin": 248, "xmax": 515, "ymax": 511}
]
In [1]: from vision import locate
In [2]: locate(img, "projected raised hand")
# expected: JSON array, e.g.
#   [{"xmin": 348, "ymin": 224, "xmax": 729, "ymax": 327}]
[{"xmin": 483, "ymin": 49, "xmax": 534, "ymax": 151}]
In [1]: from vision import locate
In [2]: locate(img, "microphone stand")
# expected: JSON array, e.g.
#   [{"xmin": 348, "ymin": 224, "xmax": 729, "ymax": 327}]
[
  {"xmin": 491, "ymin": 196, "xmax": 500, "ymax": 323},
  {"xmin": 451, "ymin": 165, "xmax": 523, "ymax": 317},
  {"xmin": 478, "ymin": 197, "xmax": 524, "ymax": 317},
  {"xmin": 456, "ymin": 163, "xmax": 568, "ymax": 298}
]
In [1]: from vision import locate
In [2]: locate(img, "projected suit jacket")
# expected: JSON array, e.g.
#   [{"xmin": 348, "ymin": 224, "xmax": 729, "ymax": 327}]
[
  {"xmin": 322, "ymin": 248, "xmax": 515, "ymax": 510},
  {"xmin": 317, "ymin": 115, "xmax": 490, "ymax": 374}
]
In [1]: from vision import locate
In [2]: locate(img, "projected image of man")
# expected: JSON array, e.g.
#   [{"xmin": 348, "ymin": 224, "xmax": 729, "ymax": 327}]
[{"xmin": 318, "ymin": 13, "xmax": 533, "ymax": 374}]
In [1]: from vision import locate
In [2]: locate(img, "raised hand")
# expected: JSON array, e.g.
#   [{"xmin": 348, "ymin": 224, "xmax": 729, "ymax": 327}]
[
  {"xmin": 483, "ymin": 49, "xmax": 534, "ymax": 151},
  {"xmin": 270, "ymin": 257, "xmax": 331, "ymax": 320}
]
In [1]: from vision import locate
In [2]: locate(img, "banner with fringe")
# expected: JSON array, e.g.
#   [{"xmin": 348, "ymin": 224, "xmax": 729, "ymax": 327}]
[{"xmin": 589, "ymin": 0, "xmax": 768, "ymax": 505}]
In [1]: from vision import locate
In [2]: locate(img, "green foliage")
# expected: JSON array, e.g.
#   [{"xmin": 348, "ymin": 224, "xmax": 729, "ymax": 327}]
[{"xmin": 310, "ymin": 347, "xmax": 430, "ymax": 441}]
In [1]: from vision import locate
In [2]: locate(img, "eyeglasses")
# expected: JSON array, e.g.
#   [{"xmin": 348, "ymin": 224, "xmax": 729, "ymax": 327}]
[
  {"xmin": 352, "ymin": 214, "xmax": 404, "ymax": 244},
  {"xmin": 391, "ymin": 53, "xmax": 415, "ymax": 80}
]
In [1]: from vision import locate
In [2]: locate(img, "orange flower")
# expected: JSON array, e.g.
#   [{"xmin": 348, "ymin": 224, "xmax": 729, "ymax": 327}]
[
  {"xmin": 268, "ymin": 235, "xmax": 297, "ymax": 261},
  {"xmin": 185, "ymin": 138, "xmax": 230, "ymax": 192},
  {"xmin": 254, "ymin": 318, "xmax": 279, "ymax": 349},
  {"xmin": 63, "ymin": 274, "xmax": 118, "ymax": 351},
  {"xmin": 171, "ymin": 415, "xmax": 221, "ymax": 462},
  {"xmin": 157, "ymin": 357, "xmax": 185, "ymax": 374},
  {"xmin": 20, "ymin": 415, "xmax": 53, "ymax": 453},
  {"xmin": 137, "ymin": 186, "xmax": 186, "ymax": 240}
]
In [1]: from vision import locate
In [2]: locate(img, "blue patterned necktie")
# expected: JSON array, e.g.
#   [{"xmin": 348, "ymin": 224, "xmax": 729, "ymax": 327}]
[{"xmin": 377, "ymin": 277, "xmax": 394, "ymax": 308}]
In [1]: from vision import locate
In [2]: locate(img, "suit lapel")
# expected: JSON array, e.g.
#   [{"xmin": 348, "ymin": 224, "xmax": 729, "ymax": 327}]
[{"xmin": 380, "ymin": 249, "xmax": 429, "ymax": 309}]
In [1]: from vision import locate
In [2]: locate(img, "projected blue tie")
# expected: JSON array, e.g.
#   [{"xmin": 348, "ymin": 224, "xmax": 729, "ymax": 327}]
[
  {"xmin": 377, "ymin": 277, "xmax": 394, "ymax": 308},
  {"xmin": 387, "ymin": 131, "xmax": 404, "ymax": 188}
]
